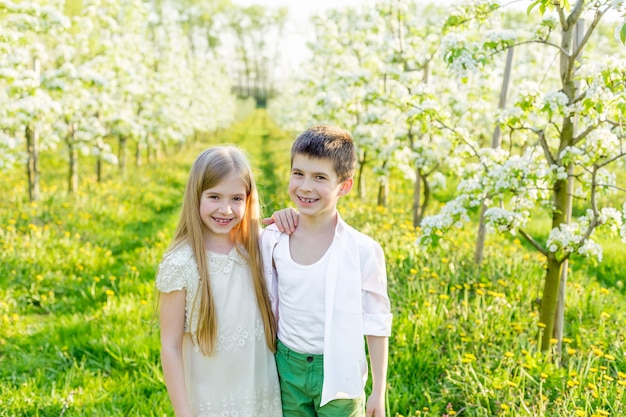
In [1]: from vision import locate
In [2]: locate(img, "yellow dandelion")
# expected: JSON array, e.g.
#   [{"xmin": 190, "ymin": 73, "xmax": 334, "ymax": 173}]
[
  {"xmin": 567, "ymin": 380, "xmax": 578, "ymax": 387},
  {"xmin": 574, "ymin": 410, "xmax": 585, "ymax": 417},
  {"xmin": 105, "ymin": 289, "xmax": 115, "ymax": 296},
  {"xmin": 540, "ymin": 373, "xmax": 548, "ymax": 379},
  {"xmin": 567, "ymin": 347, "xmax": 577, "ymax": 355},
  {"xmin": 550, "ymin": 338, "xmax": 558, "ymax": 345},
  {"xmin": 563, "ymin": 337, "xmax": 572, "ymax": 343},
  {"xmin": 504, "ymin": 352, "xmax": 514, "ymax": 358},
  {"xmin": 603, "ymin": 375, "xmax": 614, "ymax": 382},
  {"xmin": 500, "ymin": 404, "xmax": 510, "ymax": 410},
  {"xmin": 538, "ymin": 322, "xmax": 547, "ymax": 329}
]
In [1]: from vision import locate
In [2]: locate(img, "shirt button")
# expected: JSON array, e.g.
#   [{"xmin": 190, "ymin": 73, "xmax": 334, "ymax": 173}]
[{"xmin": 306, "ymin": 356, "xmax": 313, "ymax": 363}]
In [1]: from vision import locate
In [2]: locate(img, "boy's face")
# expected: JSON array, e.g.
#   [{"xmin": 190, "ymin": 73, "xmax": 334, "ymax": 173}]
[{"xmin": 289, "ymin": 154, "xmax": 352, "ymax": 219}]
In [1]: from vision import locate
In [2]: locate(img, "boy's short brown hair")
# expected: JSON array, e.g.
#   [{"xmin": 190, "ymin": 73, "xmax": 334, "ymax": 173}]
[{"xmin": 291, "ymin": 125, "xmax": 356, "ymax": 182}]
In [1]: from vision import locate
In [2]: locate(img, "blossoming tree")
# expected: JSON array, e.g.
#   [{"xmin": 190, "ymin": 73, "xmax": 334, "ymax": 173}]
[
  {"xmin": 419, "ymin": 0, "xmax": 626, "ymax": 350},
  {"xmin": 0, "ymin": 0, "xmax": 236, "ymax": 198}
]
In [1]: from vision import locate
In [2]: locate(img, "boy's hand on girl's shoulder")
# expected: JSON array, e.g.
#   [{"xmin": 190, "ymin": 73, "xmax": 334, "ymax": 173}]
[{"xmin": 261, "ymin": 208, "xmax": 299, "ymax": 234}]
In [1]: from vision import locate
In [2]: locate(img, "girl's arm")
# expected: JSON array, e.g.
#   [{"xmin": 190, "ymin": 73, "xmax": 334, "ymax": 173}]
[
  {"xmin": 160, "ymin": 290, "xmax": 193, "ymax": 417},
  {"xmin": 365, "ymin": 335, "xmax": 389, "ymax": 417}
]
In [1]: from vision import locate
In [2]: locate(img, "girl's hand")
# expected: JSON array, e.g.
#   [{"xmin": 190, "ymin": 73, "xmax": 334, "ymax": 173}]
[{"xmin": 262, "ymin": 208, "xmax": 298, "ymax": 234}]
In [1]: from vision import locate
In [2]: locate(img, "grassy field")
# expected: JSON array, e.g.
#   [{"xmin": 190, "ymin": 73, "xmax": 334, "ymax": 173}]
[{"xmin": 1, "ymin": 110, "xmax": 625, "ymax": 416}]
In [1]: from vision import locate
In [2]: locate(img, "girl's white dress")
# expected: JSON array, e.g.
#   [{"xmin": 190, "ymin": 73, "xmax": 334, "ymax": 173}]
[{"xmin": 156, "ymin": 243, "xmax": 282, "ymax": 417}]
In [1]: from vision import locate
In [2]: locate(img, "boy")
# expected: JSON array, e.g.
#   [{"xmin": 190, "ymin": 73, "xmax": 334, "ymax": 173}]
[{"xmin": 261, "ymin": 125, "xmax": 393, "ymax": 417}]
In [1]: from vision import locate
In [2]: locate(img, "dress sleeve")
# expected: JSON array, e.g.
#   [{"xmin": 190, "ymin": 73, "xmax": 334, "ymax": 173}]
[{"xmin": 156, "ymin": 251, "xmax": 193, "ymax": 293}]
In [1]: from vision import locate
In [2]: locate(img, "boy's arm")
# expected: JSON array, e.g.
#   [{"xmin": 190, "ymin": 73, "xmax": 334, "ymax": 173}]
[
  {"xmin": 261, "ymin": 207, "xmax": 298, "ymax": 234},
  {"xmin": 365, "ymin": 335, "xmax": 389, "ymax": 417},
  {"xmin": 160, "ymin": 290, "xmax": 194, "ymax": 417}
]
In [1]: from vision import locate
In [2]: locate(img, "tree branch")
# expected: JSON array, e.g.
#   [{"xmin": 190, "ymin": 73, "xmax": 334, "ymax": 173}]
[
  {"xmin": 572, "ymin": 124, "xmax": 597, "ymax": 145},
  {"xmin": 570, "ymin": 5, "xmax": 609, "ymax": 65},
  {"xmin": 536, "ymin": 128, "xmax": 556, "ymax": 166},
  {"xmin": 597, "ymin": 150, "xmax": 626, "ymax": 169},
  {"xmin": 519, "ymin": 228, "xmax": 548, "ymax": 256},
  {"xmin": 557, "ymin": 4, "xmax": 568, "ymax": 30}
]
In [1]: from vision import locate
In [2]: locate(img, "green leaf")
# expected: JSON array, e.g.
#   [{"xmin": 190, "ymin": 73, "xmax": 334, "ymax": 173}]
[
  {"xmin": 620, "ymin": 23, "xmax": 626, "ymax": 44},
  {"xmin": 527, "ymin": 0, "xmax": 541, "ymax": 14}
]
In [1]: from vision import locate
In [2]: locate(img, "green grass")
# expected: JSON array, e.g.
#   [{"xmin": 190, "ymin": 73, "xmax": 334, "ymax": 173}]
[{"xmin": 1, "ymin": 110, "xmax": 625, "ymax": 416}]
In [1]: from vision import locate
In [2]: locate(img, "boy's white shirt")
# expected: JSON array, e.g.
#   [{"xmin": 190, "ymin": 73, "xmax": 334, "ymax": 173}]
[{"xmin": 261, "ymin": 214, "xmax": 393, "ymax": 407}]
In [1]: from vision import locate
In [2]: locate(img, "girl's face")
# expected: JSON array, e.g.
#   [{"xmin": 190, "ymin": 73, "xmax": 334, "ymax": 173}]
[{"xmin": 199, "ymin": 171, "xmax": 247, "ymax": 247}]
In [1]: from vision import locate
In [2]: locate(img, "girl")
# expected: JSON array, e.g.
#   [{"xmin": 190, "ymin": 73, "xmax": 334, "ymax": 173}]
[{"xmin": 156, "ymin": 146, "xmax": 282, "ymax": 417}]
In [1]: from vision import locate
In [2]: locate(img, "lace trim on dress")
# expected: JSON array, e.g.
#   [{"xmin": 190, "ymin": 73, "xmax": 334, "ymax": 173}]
[
  {"xmin": 207, "ymin": 247, "xmax": 247, "ymax": 275},
  {"xmin": 195, "ymin": 386, "xmax": 283, "ymax": 417},
  {"xmin": 216, "ymin": 319, "xmax": 265, "ymax": 353}
]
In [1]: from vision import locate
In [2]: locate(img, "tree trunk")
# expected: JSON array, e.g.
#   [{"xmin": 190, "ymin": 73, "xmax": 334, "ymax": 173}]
[
  {"xmin": 474, "ymin": 204, "xmax": 488, "ymax": 265},
  {"xmin": 25, "ymin": 125, "xmax": 40, "ymax": 202},
  {"xmin": 553, "ymin": 19, "xmax": 584, "ymax": 355},
  {"xmin": 135, "ymin": 141, "xmax": 143, "ymax": 167},
  {"xmin": 146, "ymin": 139, "xmax": 152, "ymax": 164},
  {"xmin": 96, "ymin": 154, "xmax": 102, "ymax": 182},
  {"xmin": 539, "ymin": 254, "xmax": 564, "ymax": 351},
  {"xmin": 68, "ymin": 142, "xmax": 78, "ymax": 193},
  {"xmin": 412, "ymin": 167, "xmax": 421, "ymax": 227},
  {"xmin": 475, "ymin": 47, "xmax": 514, "ymax": 265},
  {"xmin": 119, "ymin": 137, "xmax": 128, "ymax": 176},
  {"xmin": 418, "ymin": 175, "xmax": 431, "ymax": 226},
  {"xmin": 539, "ymin": 8, "xmax": 580, "ymax": 351},
  {"xmin": 357, "ymin": 151, "xmax": 367, "ymax": 200},
  {"xmin": 96, "ymin": 137, "xmax": 103, "ymax": 182},
  {"xmin": 377, "ymin": 161, "xmax": 388, "ymax": 207}
]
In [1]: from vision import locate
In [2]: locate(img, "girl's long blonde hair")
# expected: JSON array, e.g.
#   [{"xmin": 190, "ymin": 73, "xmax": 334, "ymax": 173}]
[{"xmin": 167, "ymin": 146, "xmax": 276, "ymax": 356}]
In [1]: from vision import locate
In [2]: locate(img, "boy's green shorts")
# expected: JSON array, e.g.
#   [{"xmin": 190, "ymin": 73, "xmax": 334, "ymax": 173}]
[{"xmin": 275, "ymin": 339, "xmax": 364, "ymax": 417}]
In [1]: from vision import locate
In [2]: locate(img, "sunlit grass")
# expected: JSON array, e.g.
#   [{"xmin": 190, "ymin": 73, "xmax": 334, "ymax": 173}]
[{"xmin": 1, "ymin": 110, "xmax": 625, "ymax": 416}]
